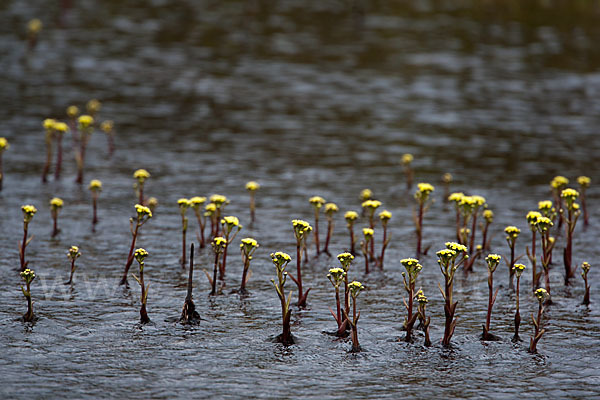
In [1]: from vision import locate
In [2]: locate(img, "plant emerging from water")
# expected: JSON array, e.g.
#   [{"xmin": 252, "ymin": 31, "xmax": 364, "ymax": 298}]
[
  {"xmin": 49, "ymin": 197, "xmax": 63, "ymax": 237},
  {"xmin": 362, "ymin": 199, "xmax": 381, "ymax": 260},
  {"xmin": 561, "ymin": 188, "xmax": 581, "ymax": 285},
  {"xmin": 246, "ymin": 181, "xmax": 260, "ymax": 224},
  {"xmin": 52, "ymin": 121, "xmax": 68, "ymax": 180},
  {"xmin": 442, "ymin": 172, "xmax": 452, "ymax": 202},
  {"xmin": 208, "ymin": 237, "xmax": 227, "ymax": 295},
  {"xmin": 378, "ymin": 210, "xmax": 392, "ymax": 268},
  {"xmin": 550, "ymin": 175, "xmax": 569, "ymax": 228},
  {"xmin": 270, "ymin": 251, "xmax": 294, "ymax": 345},
  {"xmin": 448, "ymin": 192, "xmax": 464, "ymax": 243},
  {"xmin": 322, "ymin": 202, "xmax": 338, "ymax": 256},
  {"xmin": 65, "ymin": 245, "xmax": 81, "ymax": 285},
  {"xmin": 20, "ymin": 268, "xmax": 36, "ymax": 322},
  {"xmin": 239, "ymin": 238, "xmax": 259, "ymax": 294},
  {"xmin": 180, "ymin": 244, "xmax": 200, "ymax": 324},
  {"xmin": 133, "ymin": 169, "xmax": 150, "ymax": 205},
  {"xmin": 536, "ymin": 215, "xmax": 555, "ymax": 297},
  {"xmin": 343, "ymin": 281, "xmax": 365, "ymax": 353},
  {"xmin": 344, "ymin": 211, "xmax": 358, "ymax": 255},
  {"xmin": 416, "ymin": 290, "xmax": 431, "ymax": 347},
  {"xmin": 309, "ymin": 196, "xmax": 326, "ymax": 256},
  {"xmin": 178, "ymin": 198, "xmax": 191, "ymax": 267},
  {"xmin": 88, "ymin": 179, "xmax": 102, "ymax": 230},
  {"xmin": 437, "ymin": 242, "xmax": 468, "ymax": 347},
  {"xmin": 401, "ymin": 258, "xmax": 422, "ymax": 342},
  {"xmin": 459, "ymin": 195, "xmax": 486, "ymax": 271},
  {"xmin": 290, "ymin": 219, "xmax": 312, "ymax": 307},
  {"xmin": 120, "ymin": 204, "xmax": 152, "ymax": 286},
  {"xmin": 401, "ymin": 153, "xmax": 414, "ymax": 190},
  {"xmin": 327, "ymin": 267, "xmax": 346, "ymax": 335},
  {"xmin": 526, "ymin": 211, "xmax": 542, "ymax": 290},
  {"xmin": 482, "ymin": 254, "xmax": 501, "ymax": 341},
  {"xmin": 529, "ymin": 288, "xmax": 550, "ymax": 354},
  {"xmin": 581, "ymin": 262, "xmax": 591, "ymax": 305},
  {"xmin": 512, "ymin": 263, "xmax": 526, "ymax": 342},
  {"xmin": 577, "ymin": 176, "xmax": 590, "ymax": 226},
  {"xmin": 190, "ymin": 196, "xmax": 207, "ymax": 248},
  {"xmin": 337, "ymin": 252, "xmax": 354, "ymax": 336},
  {"xmin": 219, "ymin": 216, "xmax": 242, "ymax": 279},
  {"xmin": 481, "ymin": 209, "xmax": 493, "ymax": 251},
  {"xmin": 360, "ymin": 228, "xmax": 374, "ymax": 274},
  {"xmin": 42, "ymin": 118, "xmax": 55, "ymax": 183},
  {"xmin": 0, "ymin": 137, "xmax": 8, "ymax": 190},
  {"xmin": 504, "ymin": 226, "xmax": 520, "ymax": 290},
  {"xmin": 100, "ymin": 120, "xmax": 115, "ymax": 157},
  {"xmin": 132, "ymin": 248, "xmax": 150, "ymax": 324},
  {"xmin": 414, "ymin": 183, "xmax": 434, "ymax": 257},
  {"xmin": 19, "ymin": 205, "xmax": 37, "ymax": 271},
  {"xmin": 75, "ymin": 115, "xmax": 94, "ymax": 184},
  {"xmin": 209, "ymin": 194, "xmax": 228, "ymax": 237}
]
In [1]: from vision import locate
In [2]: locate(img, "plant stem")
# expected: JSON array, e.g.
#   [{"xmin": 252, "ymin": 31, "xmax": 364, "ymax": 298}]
[
  {"xmin": 120, "ymin": 223, "xmax": 139, "ymax": 286},
  {"xmin": 240, "ymin": 253, "xmax": 250, "ymax": 293},
  {"xmin": 348, "ymin": 225, "xmax": 355, "ymax": 255},
  {"xmin": 210, "ymin": 251, "xmax": 219, "ymax": 295},
  {"xmin": 20, "ymin": 223, "xmax": 28, "ymax": 272},
  {"xmin": 54, "ymin": 134, "xmax": 63, "ymax": 180},
  {"xmin": 512, "ymin": 276, "xmax": 521, "ymax": 342},
  {"xmin": 314, "ymin": 211, "xmax": 320, "ymax": 256}
]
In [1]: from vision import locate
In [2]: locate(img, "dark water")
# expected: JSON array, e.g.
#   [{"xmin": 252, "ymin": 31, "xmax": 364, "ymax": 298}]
[{"xmin": 1, "ymin": 1, "xmax": 599, "ymax": 398}]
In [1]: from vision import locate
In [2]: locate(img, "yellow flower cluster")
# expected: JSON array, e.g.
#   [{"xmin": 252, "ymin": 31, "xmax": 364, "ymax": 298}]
[
  {"xmin": 133, "ymin": 169, "xmax": 150, "ymax": 182},
  {"xmin": 309, "ymin": 196, "xmax": 326, "ymax": 209},
  {"xmin": 359, "ymin": 188, "xmax": 372, "ymax": 201},
  {"xmin": 513, "ymin": 263, "xmax": 526, "ymax": 278},
  {"xmin": 68, "ymin": 246, "xmax": 81, "ymax": 259},
  {"xmin": 445, "ymin": 242, "xmax": 468, "ymax": 253},
  {"xmin": 22, "ymin": 204, "xmax": 37, "ymax": 223},
  {"xmin": 27, "ymin": 18, "xmax": 42, "ymax": 34},
  {"xmin": 535, "ymin": 216, "xmax": 553, "ymax": 232},
  {"xmin": 327, "ymin": 267, "xmax": 345, "ymax": 286},
  {"xmin": 67, "ymin": 105, "xmax": 79, "ymax": 118},
  {"xmin": 190, "ymin": 196, "xmax": 206, "ymax": 208},
  {"xmin": 379, "ymin": 210, "xmax": 392, "ymax": 221},
  {"xmin": 550, "ymin": 175, "xmax": 569, "ymax": 190},
  {"xmin": 504, "ymin": 226, "xmax": 520, "ymax": 239},
  {"xmin": 221, "ymin": 215, "xmax": 240, "ymax": 227},
  {"xmin": 401, "ymin": 153, "xmax": 414, "ymax": 165},
  {"xmin": 178, "ymin": 198, "xmax": 191, "ymax": 208},
  {"xmin": 577, "ymin": 176, "xmax": 591, "ymax": 188},
  {"xmin": 414, "ymin": 183, "xmax": 434, "ymax": 204},
  {"xmin": 416, "ymin": 289, "xmax": 428, "ymax": 304},
  {"xmin": 134, "ymin": 248, "xmax": 149, "ymax": 263},
  {"xmin": 0, "ymin": 137, "xmax": 8, "ymax": 151},
  {"xmin": 483, "ymin": 209, "xmax": 493, "ymax": 223},
  {"xmin": 400, "ymin": 258, "xmax": 420, "ymax": 268},
  {"xmin": 485, "ymin": 254, "xmax": 501, "ymax": 271},
  {"xmin": 43, "ymin": 118, "xmax": 56, "ymax": 131},
  {"xmin": 534, "ymin": 288, "xmax": 549, "ymax": 302},
  {"xmin": 78, "ymin": 115, "xmax": 94, "ymax": 129},
  {"xmin": 245, "ymin": 181, "xmax": 260, "ymax": 191},
  {"xmin": 401, "ymin": 258, "xmax": 423, "ymax": 277},
  {"xmin": 240, "ymin": 237, "xmax": 259, "ymax": 252},
  {"xmin": 135, "ymin": 204, "xmax": 152, "ymax": 218},
  {"xmin": 361, "ymin": 199, "xmax": 382, "ymax": 211},
  {"xmin": 54, "ymin": 122, "xmax": 68, "ymax": 133},
  {"xmin": 210, "ymin": 194, "xmax": 228, "ymax": 206},
  {"xmin": 344, "ymin": 210, "xmax": 359, "ymax": 223},
  {"xmin": 87, "ymin": 99, "xmax": 102, "ymax": 114},
  {"xmin": 337, "ymin": 252, "xmax": 354, "ymax": 269},
  {"xmin": 50, "ymin": 197, "xmax": 63, "ymax": 208},
  {"xmin": 526, "ymin": 211, "xmax": 542, "ymax": 227},
  {"xmin": 448, "ymin": 192, "xmax": 464, "ymax": 203},
  {"xmin": 442, "ymin": 172, "xmax": 453, "ymax": 184},
  {"xmin": 561, "ymin": 188, "xmax": 579, "ymax": 210},
  {"xmin": 101, "ymin": 120, "xmax": 114, "ymax": 133},
  {"xmin": 271, "ymin": 251, "xmax": 292, "ymax": 266},
  {"xmin": 581, "ymin": 261, "xmax": 591, "ymax": 274},
  {"xmin": 204, "ymin": 203, "xmax": 216, "ymax": 216},
  {"xmin": 212, "ymin": 237, "xmax": 228, "ymax": 250},
  {"xmin": 362, "ymin": 228, "xmax": 374, "ymax": 239},
  {"xmin": 348, "ymin": 280, "xmax": 365, "ymax": 298},
  {"xmin": 20, "ymin": 268, "xmax": 36, "ymax": 283},
  {"xmin": 88, "ymin": 179, "xmax": 102, "ymax": 191},
  {"xmin": 292, "ymin": 219, "xmax": 312, "ymax": 239},
  {"xmin": 325, "ymin": 203, "xmax": 339, "ymax": 214},
  {"xmin": 538, "ymin": 200, "xmax": 553, "ymax": 211}
]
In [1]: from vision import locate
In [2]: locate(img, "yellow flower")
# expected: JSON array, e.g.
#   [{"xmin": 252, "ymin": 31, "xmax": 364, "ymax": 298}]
[
  {"xmin": 445, "ymin": 242, "xmax": 467, "ymax": 253},
  {"xmin": 327, "ymin": 267, "xmax": 345, "ymax": 287},
  {"xmin": 361, "ymin": 199, "xmax": 382, "ymax": 211},
  {"xmin": 400, "ymin": 258, "xmax": 420, "ymax": 268},
  {"xmin": 535, "ymin": 216, "xmax": 553, "ymax": 232},
  {"xmin": 337, "ymin": 252, "xmax": 354, "ymax": 269},
  {"xmin": 401, "ymin": 153, "xmax": 413, "ymax": 165},
  {"xmin": 577, "ymin": 176, "xmax": 591, "ymax": 188},
  {"xmin": 78, "ymin": 115, "xmax": 94, "ymax": 129},
  {"xmin": 245, "ymin": 181, "xmax": 260, "ymax": 191},
  {"xmin": 20, "ymin": 268, "xmax": 36, "ymax": 284},
  {"xmin": 148, "ymin": 197, "xmax": 158, "ymax": 209},
  {"xmin": 416, "ymin": 290, "xmax": 428, "ymax": 304},
  {"xmin": 88, "ymin": 179, "xmax": 102, "ymax": 191},
  {"xmin": 513, "ymin": 263, "xmax": 526, "ymax": 278},
  {"xmin": 344, "ymin": 210, "xmax": 359, "ymax": 223},
  {"xmin": 135, "ymin": 204, "xmax": 152, "ymax": 218},
  {"xmin": 526, "ymin": 211, "xmax": 542, "ymax": 227},
  {"xmin": 133, "ymin": 169, "xmax": 150, "ymax": 182},
  {"xmin": 362, "ymin": 228, "xmax": 374, "ymax": 239},
  {"xmin": 309, "ymin": 196, "xmax": 326, "ymax": 209},
  {"xmin": 561, "ymin": 188, "xmax": 579, "ymax": 203},
  {"xmin": 348, "ymin": 281, "xmax": 365, "ymax": 298},
  {"xmin": 581, "ymin": 262, "xmax": 591, "ymax": 274},
  {"xmin": 538, "ymin": 200, "xmax": 553, "ymax": 211},
  {"xmin": 436, "ymin": 249, "xmax": 457, "ymax": 265},
  {"xmin": 86, "ymin": 99, "xmax": 101, "ymax": 114},
  {"xmin": 442, "ymin": 173, "xmax": 453, "ymax": 184},
  {"xmin": 209, "ymin": 194, "xmax": 228, "ymax": 206},
  {"xmin": 221, "ymin": 215, "xmax": 240, "ymax": 227},
  {"xmin": 178, "ymin": 198, "xmax": 191, "ymax": 208},
  {"xmin": 534, "ymin": 288, "xmax": 549, "ymax": 302},
  {"xmin": 359, "ymin": 188, "xmax": 372, "ymax": 201},
  {"xmin": 134, "ymin": 248, "xmax": 149, "ymax": 263},
  {"xmin": 68, "ymin": 246, "xmax": 81, "ymax": 259},
  {"xmin": 379, "ymin": 210, "xmax": 392, "ymax": 221},
  {"xmin": 66, "ymin": 105, "xmax": 79, "ymax": 118},
  {"xmin": 204, "ymin": 203, "xmax": 216, "ymax": 216},
  {"xmin": 53, "ymin": 122, "xmax": 68, "ymax": 133},
  {"xmin": 550, "ymin": 175, "xmax": 569, "ymax": 190},
  {"xmin": 292, "ymin": 219, "xmax": 312, "ymax": 239},
  {"xmin": 212, "ymin": 236, "xmax": 228, "ymax": 248},
  {"xmin": 21, "ymin": 205, "xmax": 37, "ymax": 223},
  {"xmin": 448, "ymin": 192, "xmax": 464, "ymax": 203},
  {"xmin": 50, "ymin": 197, "xmax": 63, "ymax": 208},
  {"xmin": 325, "ymin": 203, "xmax": 339, "ymax": 215},
  {"xmin": 101, "ymin": 120, "xmax": 114, "ymax": 133},
  {"xmin": 485, "ymin": 254, "xmax": 501, "ymax": 271},
  {"xmin": 270, "ymin": 251, "xmax": 291, "ymax": 266},
  {"xmin": 27, "ymin": 18, "xmax": 42, "ymax": 34},
  {"xmin": 190, "ymin": 196, "xmax": 206, "ymax": 208},
  {"xmin": 417, "ymin": 182, "xmax": 434, "ymax": 194},
  {"xmin": 0, "ymin": 137, "xmax": 9, "ymax": 151},
  {"xmin": 483, "ymin": 209, "xmax": 493, "ymax": 223},
  {"xmin": 43, "ymin": 118, "xmax": 56, "ymax": 131},
  {"xmin": 504, "ymin": 225, "xmax": 520, "ymax": 238},
  {"xmin": 240, "ymin": 237, "xmax": 259, "ymax": 252}
]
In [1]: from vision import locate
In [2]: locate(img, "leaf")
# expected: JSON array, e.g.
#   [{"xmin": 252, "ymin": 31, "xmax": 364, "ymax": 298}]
[
  {"xmin": 285, "ymin": 290, "xmax": 293, "ymax": 310},
  {"xmin": 244, "ymin": 269, "xmax": 253, "ymax": 285},
  {"xmin": 438, "ymin": 283, "xmax": 446, "ymax": 299},
  {"xmin": 131, "ymin": 273, "xmax": 141, "ymax": 286},
  {"xmin": 328, "ymin": 307, "xmax": 339, "ymax": 323},
  {"xmin": 202, "ymin": 269, "xmax": 213, "ymax": 286},
  {"xmin": 25, "ymin": 235, "xmax": 34, "ymax": 246},
  {"xmin": 491, "ymin": 287, "xmax": 500, "ymax": 307}
]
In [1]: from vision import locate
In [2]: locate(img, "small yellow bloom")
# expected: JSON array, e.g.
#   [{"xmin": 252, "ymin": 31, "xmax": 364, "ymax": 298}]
[
  {"xmin": 535, "ymin": 216, "xmax": 553, "ymax": 232},
  {"xmin": 213, "ymin": 236, "xmax": 227, "ymax": 247},
  {"xmin": 54, "ymin": 122, "xmax": 68, "ymax": 133},
  {"xmin": 361, "ymin": 199, "xmax": 382, "ymax": 210},
  {"xmin": 485, "ymin": 254, "xmax": 501, "ymax": 271},
  {"xmin": 0, "ymin": 137, "xmax": 9, "ymax": 151},
  {"xmin": 577, "ymin": 176, "xmax": 591, "ymax": 188},
  {"xmin": 448, "ymin": 192, "xmax": 464, "ymax": 203},
  {"xmin": 292, "ymin": 219, "xmax": 312, "ymax": 239},
  {"xmin": 135, "ymin": 204, "xmax": 152, "ymax": 218},
  {"xmin": 309, "ymin": 196, "xmax": 326, "ymax": 209},
  {"xmin": 27, "ymin": 18, "xmax": 42, "ymax": 34},
  {"xmin": 221, "ymin": 215, "xmax": 240, "ymax": 227},
  {"xmin": 245, "ymin": 181, "xmax": 260, "ymax": 191},
  {"xmin": 534, "ymin": 288, "xmax": 549, "ymax": 302},
  {"xmin": 20, "ymin": 268, "xmax": 36, "ymax": 284},
  {"xmin": 101, "ymin": 120, "xmax": 114, "ymax": 133},
  {"xmin": 86, "ymin": 99, "xmax": 101, "ymax": 114},
  {"xmin": 327, "ymin": 267, "xmax": 345, "ymax": 287},
  {"xmin": 133, "ymin": 169, "xmax": 150, "ymax": 182},
  {"xmin": 483, "ymin": 209, "xmax": 493, "ymax": 223},
  {"xmin": 78, "ymin": 115, "xmax": 94, "ymax": 129},
  {"xmin": 348, "ymin": 280, "xmax": 365, "ymax": 298},
  {"xmin": 204, "ymin": 203, "xmax": 216, "ymax": 216},
  {"xmin": 379, "ymin": 210, "xmax": 392, "ymax": 221},
  {"xmin": 513, "ymin": 263, "xmax": 526, "ymax": 278},
  {"xmin": 344, "ymin": 210, "xmax": 359, "ymax": 223},
  {"xmin": 538, "ymin": 200, "xmax": 553, "ymax": 211},
  {"xmin": 526, "ymin": 211, "xmax": 542, "ymax": 226},
  {"xmin": 561, "ymin": 188, "xmax": 579, "ymax": 202},
  {"xmin": 134, "ymin": 248, "xmax": 149, "ymax": 263},
  {"xmin": 325, "ymin": 203, "xmax": 339, "ymax": 215},
  {"xmin": 209, "ymin": 194, "xmax": 228, "ymax": 206},
  {"xmin": 68, "ymin": 246, "xmax": 81, "ymax": 259},
  {"xmin": 550, "ymin": 175, "xmax": 569, "ymax": 190},
  {"xmin": 445, "ymin": 242, "xmax": 467, "ymax": 253},
  {"xmin": 21, "ymin": 205, "xmax": 37, "ymax": 223},
  {"xmin": 88, "ymin": 179, "xmax": 102, "ymax": 191},
  {"xmin": 337, "ymin": 252, "xmax": 354, "ymax": 269},
  {"xmin": 442, "ymin": 173, "xmax": 453, "ymax": 184},
  {"xmin": 67, "ymin": 105, "xmax": 79, "ymax": 119},
  {"xmin": 359, "ymin": 188, "xmax": 372, "ymax": 201},
  {"xmin": 417, "ymin": 182, "xmax": 434, "ymax": 194},
  {"xmin": 43, "ymin": 118, "xmax": 56, "ymax": 131},
  {"xmin": 178, "ymin": 198, "xmax": 191, "ymax": 207},
  {"xmin": 190, "ymin": 196, "xmax": 206, "ymax": 208},
  {"xmin": 416, "ymin": 290, "xmax": 428, "ymax": 304},
  {"xmin": 240, "ymin": 237, "xmax": 259, "ymax": 251},
  {"xmin": 401, "ymin": 153, "xmax": 413, "ymax": 165},
  {"xmin": 504, "ymin": 226, "xmax": 520, "ymax": 239},
  {"xmin": 581, "ymin": 261, "xmax": 591, "ymax": 274},
  {"xmin": 362, "ymin": 228, "xmax": 374, "ymax": 239},
  {"xmin": 50, "ymin": 197, "xmax": 63, "ymax": 208},
  {"xmin": 148, "ymin": 197, "xmax": 158, "ymax": 209}
]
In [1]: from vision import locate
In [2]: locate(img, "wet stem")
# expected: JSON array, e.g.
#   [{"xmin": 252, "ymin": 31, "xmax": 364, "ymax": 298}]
[
  {"xmin": 20, "ymin": 222, "xmax": 29, "ymax": 271},
  {"xmin": 120, "ymin": 221, "xmax": 140, "ymax": 285}
]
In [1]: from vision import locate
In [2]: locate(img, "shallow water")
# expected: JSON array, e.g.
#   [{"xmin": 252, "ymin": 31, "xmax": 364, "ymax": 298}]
[{"xmin": 0, "ymin": 1, "xmax": 599, "ymax": 398}]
